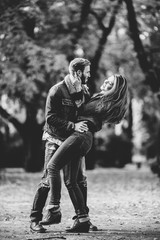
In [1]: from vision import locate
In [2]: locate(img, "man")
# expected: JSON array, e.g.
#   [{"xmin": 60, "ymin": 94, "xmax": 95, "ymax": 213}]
[{"xmin": 30, "ymin": 58, "xmax": 97, "ymax": 233}]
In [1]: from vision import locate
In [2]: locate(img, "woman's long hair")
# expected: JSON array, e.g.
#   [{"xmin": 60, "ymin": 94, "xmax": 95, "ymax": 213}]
[{"xmin": 96, "ymin": 74, "xmax": 128, "ymax": 124}]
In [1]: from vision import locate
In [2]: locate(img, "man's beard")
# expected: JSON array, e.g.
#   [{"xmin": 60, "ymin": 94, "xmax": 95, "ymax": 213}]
[{"xmin": 81, "ymin": 73, "xmax": 86, "ymax": 84}]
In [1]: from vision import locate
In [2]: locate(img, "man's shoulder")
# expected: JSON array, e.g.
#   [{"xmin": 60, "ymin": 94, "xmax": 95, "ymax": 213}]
[
  {"xmin": 50, "ymin": 80, "xmax": 64, "ymax": 90},
  {"xmin": 49, "ymin": 80, "xmax": 66, "ymax": 94}
]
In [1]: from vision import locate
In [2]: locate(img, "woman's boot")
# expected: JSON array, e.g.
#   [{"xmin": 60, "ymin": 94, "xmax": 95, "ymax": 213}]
[
  {"xmin": 66, "ymin": 212, "xmax": 90, "ymax": 233},
  {"xmin": 40, "ymin": 205, "xmax": 61, "ymax": 225}
]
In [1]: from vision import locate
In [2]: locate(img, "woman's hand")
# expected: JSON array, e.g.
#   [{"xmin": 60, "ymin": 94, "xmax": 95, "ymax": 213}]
[{"xmin": 74, "ymin": 121, "xmax": 88, "ymax": 133}]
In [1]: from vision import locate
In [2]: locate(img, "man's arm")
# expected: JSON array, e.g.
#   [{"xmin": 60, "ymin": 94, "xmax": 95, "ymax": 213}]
[{"xmin": 45, "ymin": 86, "xmax": 75, "ymax": 135}]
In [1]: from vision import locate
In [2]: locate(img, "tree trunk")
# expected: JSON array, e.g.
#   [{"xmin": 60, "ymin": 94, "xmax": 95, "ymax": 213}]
[
  {"xmin": 0, "ymin": 105, "xmax": 44, "ymax": 172},
  {"xmin": 23, "ymin": 126, "xmax": 44, "ymax": 172},
  {"xmin": 22, "ymin": 109, "xmax": 44, "ymax": 172}
]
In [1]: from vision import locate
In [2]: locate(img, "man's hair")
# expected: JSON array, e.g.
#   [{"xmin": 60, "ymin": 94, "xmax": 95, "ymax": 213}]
[{"xmin": 69, "ymin": 58, "xmax": 91, "ymax": 74}]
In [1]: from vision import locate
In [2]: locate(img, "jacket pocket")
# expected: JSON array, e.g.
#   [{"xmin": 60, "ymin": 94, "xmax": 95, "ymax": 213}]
[{"xmin": 62, "ymin": 99, "xmax": 74, "ymax": 106}]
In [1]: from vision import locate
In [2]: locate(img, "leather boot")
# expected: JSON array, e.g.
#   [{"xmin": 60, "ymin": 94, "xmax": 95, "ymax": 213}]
[
  {"xmin": 40, "ymin": 207, "xmax": 61, "ymax": 225},
  {"xmin": 30, "ymin": 221, "xmax": 46, "ymax": 233},
  {"xmin": 70, "ymin": 215, "xmax": 98, "ymax": 231},
  {"xmin": 89, "ymin": 221, "xmax": 98, "ymax": 231},
  {"xmin": 66, "ymin": 217, "xmax": 90, "ymax": 233}
]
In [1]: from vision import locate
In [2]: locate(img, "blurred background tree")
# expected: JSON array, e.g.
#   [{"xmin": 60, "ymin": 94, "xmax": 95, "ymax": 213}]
[{"xmin": 0, "ymin": 0, "xmax": 160, "ymax": 172}]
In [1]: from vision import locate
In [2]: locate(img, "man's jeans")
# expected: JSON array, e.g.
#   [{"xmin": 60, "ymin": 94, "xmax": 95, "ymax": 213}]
[{"xmin": 30, "ymin": 140, "xmax": 88, "ymax": 222}]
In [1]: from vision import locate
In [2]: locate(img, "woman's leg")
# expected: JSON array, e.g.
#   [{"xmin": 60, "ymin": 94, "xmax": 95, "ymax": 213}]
[
  {"xmin": 63, "ymin": 157, "xmax": 88, "ymax": 214},
  {"xmin": 47, "ymin": 132, "xmax": 92, "ymax": 214},
  {"xmin": 77, "ymin": 157, "xmax": 88, "ymax": 210},
  {"xmin": 63, "ymin": 157, "xmax": 87, "ymax": 215}
]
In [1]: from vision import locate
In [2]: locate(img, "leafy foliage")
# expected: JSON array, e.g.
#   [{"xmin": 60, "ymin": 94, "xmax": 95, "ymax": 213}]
[{"xmin": 0, "ymin": 0, "xmax": 160, "ymax": 170}]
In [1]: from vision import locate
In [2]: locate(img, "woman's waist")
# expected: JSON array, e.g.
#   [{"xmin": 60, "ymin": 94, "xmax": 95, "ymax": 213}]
[
  {"xmin": 77, "ymin": 116, "xmax": 102, "ymax": 132},
  {"xmin": 86, "ymin": 120, "xmax": 97, "ymax": 133}
]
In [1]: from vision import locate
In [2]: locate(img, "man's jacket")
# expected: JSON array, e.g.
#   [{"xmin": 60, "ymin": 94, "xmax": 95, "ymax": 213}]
[{"xmin": 44, "ymin": 80, "xmax": 89, "ymax": 141}]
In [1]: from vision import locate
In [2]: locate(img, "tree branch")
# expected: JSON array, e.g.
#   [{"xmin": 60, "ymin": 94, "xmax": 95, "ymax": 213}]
[
  {"xmin": 91, "ymin": 0, "xmax": 123, "ymax": 33},
  {"xmin": 74, "ymin": 0, "xmax": 93, "ymax": 42},
  {"xmin": 89, "ymin": 0, "xmax": 123, "ymax": 93},
  {"xmin": 90, "ymin": 10, "xmax": 106, "ymax": 31},
  {"xmin": 123, "ymin": 0, "xmax": 160, "ymax": 92},
  {"xmin": 68, "ymin": 0, "xmax": 93, "ymax": 60},
  {"xmin": 123, "ymin": 0, "xmax": 149, "ymax": 71}
]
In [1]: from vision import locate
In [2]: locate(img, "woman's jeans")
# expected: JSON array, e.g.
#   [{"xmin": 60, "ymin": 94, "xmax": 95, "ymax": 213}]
[
  {"xmin": 47, "ymin": 131, "xmax": 93, "ymax": 216},
  {"xmin": 30, "ymin": 139, "xmax": 89, "ymax": 222}
]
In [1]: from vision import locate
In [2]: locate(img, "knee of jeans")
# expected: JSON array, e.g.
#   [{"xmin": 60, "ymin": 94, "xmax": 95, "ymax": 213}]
[
  {"xmin": 47, "ymin": 162, "xmax": 58, "ymax": 175},
  {"xmin": 78, "ymin": 180, "xmax": 87, "ymax": 188},
  {"xmin": 64, "ymin": 180, "xmax": 78, "ymax": 190},
  {"xmin": 39, "ymin": 180, "xmax": 50, "ymax": 189},
  {"xmin": 37, "ymin": 179, "xmax": 50, "ymax": 191}
]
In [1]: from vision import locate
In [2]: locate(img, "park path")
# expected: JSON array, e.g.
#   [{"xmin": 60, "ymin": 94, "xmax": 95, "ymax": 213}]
[{"xmin": 0, "ymin": 164, "xmax": 160, "ymax": 240}]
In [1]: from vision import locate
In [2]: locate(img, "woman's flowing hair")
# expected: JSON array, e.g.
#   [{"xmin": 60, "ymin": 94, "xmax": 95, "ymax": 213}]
[{"xmin": 96, "ymin": 74, "xmax": 128, "ymax": 124}]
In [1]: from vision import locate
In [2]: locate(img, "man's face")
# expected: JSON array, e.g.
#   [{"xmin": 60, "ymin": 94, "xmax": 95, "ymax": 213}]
[{"xmin": 81, "ymin": 65, "xmax": 91, "ymax": 84}]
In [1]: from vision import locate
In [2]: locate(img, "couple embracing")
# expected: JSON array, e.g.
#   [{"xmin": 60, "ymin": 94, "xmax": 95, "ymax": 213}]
[{"xmin": 30, "ymin": 58, "xmax": 128, "ymax": 233}]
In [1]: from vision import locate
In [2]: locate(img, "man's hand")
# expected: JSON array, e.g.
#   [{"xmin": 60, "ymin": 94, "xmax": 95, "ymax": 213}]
[{"xmin": 74, "ymin": 121, "xmax": 88, "ymax": 133}]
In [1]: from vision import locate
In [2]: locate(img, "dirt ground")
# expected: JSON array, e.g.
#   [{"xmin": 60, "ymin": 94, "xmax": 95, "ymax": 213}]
[{"xmin": 0, "ymin": 164, "xmax": 160, "ymax": 240}]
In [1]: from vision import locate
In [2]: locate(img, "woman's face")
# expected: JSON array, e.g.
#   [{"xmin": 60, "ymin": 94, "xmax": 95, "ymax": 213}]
[{"xmin": 100, "ymin": 75, "xmax": 115, "ymax": 92}]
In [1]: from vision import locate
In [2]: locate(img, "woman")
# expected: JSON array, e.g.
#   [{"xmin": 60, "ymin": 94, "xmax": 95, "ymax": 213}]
[{"xmin": 42, "ymin": 74, "xmax": 128, "ymax": 232}]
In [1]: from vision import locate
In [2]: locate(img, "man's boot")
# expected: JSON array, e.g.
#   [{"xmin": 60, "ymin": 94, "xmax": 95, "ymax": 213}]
[{"xmin": 30, "ymin": 221, "xmax": 46, "ymax": 233}]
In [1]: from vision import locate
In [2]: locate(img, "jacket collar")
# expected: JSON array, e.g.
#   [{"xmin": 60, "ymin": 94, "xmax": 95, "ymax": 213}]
[{"xmin": 64, "ymin": 74, "xmax": 82, "ymax": 94}]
